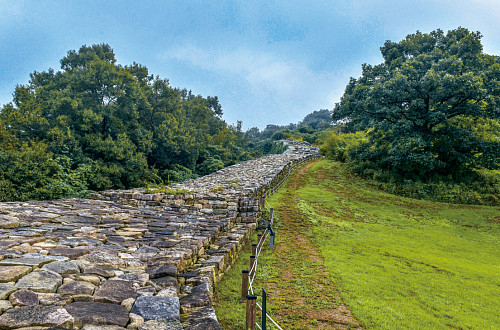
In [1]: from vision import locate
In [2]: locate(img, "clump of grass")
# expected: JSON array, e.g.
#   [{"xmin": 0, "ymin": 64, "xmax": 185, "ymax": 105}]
[
  {"xmin": 143, "ymin": 186, "xmax": 193, "ymax": 195},
  {"xmin": 209, "ymin": 186, "xmax": 225, "ymax": 193}
]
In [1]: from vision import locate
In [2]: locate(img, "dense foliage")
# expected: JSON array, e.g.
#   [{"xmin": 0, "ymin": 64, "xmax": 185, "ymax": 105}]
[
  {"xmin": 325, "ymin": 28, "xmax": 500, "ymax": 204},
  {"xmin": 0, "ymin": 44, "xmax": 254, "ymax": 201},
  {"xmin": 246, "ymin": 109, "xmax": 334, "ymax": 144}
]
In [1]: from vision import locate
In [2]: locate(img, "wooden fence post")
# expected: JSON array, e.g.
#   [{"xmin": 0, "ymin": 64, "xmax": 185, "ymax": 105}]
[
  {"xmin": 252, "ymin": 243, "xmax": 257, "ymax": 256},
  {"xmin": 241, "ymin": 270, "xmax": 249, "ymax": 301},
  {"xmin": 246, "ymin": 295, "xmax": 257, "ymax": 330},
  {"xmin": 250, "ymin": 255, "xmax": 256, "ymax": 278}
]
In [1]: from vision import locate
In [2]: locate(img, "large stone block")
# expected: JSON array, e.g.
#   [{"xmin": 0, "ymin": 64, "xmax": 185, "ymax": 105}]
[{"xmin": 131, "ymin": 296, "xmax": 180, "ymax": 321}]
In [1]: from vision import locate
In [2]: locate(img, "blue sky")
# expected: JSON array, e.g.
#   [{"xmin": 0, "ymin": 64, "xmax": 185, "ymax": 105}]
[{"xmin": 1, "ymin": 0, "xmax": 499, "ymax": 129}]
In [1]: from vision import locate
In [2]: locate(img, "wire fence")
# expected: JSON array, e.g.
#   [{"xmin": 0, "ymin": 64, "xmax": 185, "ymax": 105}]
[{"xmin": 242, "ymin": 154, "xmax": 322, "ymax": 330}]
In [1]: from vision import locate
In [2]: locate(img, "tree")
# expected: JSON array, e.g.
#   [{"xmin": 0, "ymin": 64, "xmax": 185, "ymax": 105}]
[{"xmin": 333, "ymin": 28, "xmax": 499, "ymax": 181}]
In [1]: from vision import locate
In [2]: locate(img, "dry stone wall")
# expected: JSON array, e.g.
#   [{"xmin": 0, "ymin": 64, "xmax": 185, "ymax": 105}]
[{"xmin": 0, "ymin": 141, "xmax": 320, "ymax": 329}]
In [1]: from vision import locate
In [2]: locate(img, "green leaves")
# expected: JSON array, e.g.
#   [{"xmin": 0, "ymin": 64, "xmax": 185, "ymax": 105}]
[
  {"xmin": 0, "ymin": 43, "xmax": 252, "ymax": 201},
  {"xmin": 332, "ymin": 28, "xmax": 499, "ymax": 182}
]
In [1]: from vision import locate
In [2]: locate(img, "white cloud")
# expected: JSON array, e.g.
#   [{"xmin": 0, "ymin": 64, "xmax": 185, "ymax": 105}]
[{"xmin": 163, "ymin": 45, "xmax": 341, "ymax": 125}]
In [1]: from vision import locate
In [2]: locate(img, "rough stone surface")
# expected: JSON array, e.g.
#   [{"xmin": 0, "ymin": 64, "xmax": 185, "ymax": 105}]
[
  {"xmin": 183, "ymin": 306, "xmax": 222, "ymax": 330},
  {"xmin": 139, "ymin": 319, "xmax": 183, "ymax": 330},
  {"xmin": 15, "ymin": 271, "xmax": 63, "ymax": 293},
  {"xmin": 9, "ymin": 289, "xmax": 39, "ymax": 306},
  {"xmin": 94, "ymin": 279, "xmax": 138, "ymax": 304},
  {"xmin": 57, "ymin": 281, "xmax": 96, "ymax": 296},
  {"xmin": 146, "ymin": 265, "xmax": 178, "ymax": 279},
  {"xmin": 42, "ymin": 260, "xmax": 80, "ymax": 275},
  {"xmin": 0, "ymin": 266, "xmax": 32, "ymax": 283},
  {"xmin": 65, "ymin": 302, "xmax": 130, "ymax": 327},
  {"xmin": 180, "ymin": 283, "xmax": 212, "ymax": 313},
  {"xmin": 0, "ymin": 283, "xmax": 17, "ymax": 300},
  {"xmin": 0, "ymin": 141, "xmax": 319, "ymax": 329},
  {"xmin": 131, "ymin": 296, "xmax": 180, "ymax": 321},
  {"xmin": 0, "ymin": 305, "xmax": 74, "ymax": 328}
]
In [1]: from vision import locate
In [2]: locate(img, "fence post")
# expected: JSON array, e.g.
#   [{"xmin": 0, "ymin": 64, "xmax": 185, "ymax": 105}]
[
  {"xmin": 250, "ymin": 255, "xmax": 256, "ymax": 278},
  {"xmin": 270, "ymin": 208, "xmax": 274, "ymax": 224},
  {"xmin": 246, "ymin": 295, "xmax": 257, "ymax": 330},
  {"xmin": 262, "ymin": 288, "xmax": 267, "ymax": 330},
  {"xmin": 257, "ymin": 234, "xmax": 262, "ymax": 249},
  {"xmin": 241, "ymin": 270, "xmax": 249, "ymax": 301},
  {"xmin": 260, "ymin": 196, "xmax": 265, "ymax": 209},
  {"xmin": 252, "ymin": 243, "xmax": 257, "ymax": 256},
  {"xmin": 268, "ymin": 225, "xmax": 275, "ymax": 249}
]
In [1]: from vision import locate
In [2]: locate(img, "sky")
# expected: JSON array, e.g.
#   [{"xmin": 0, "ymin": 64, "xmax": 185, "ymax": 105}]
[{"xmin": 1, "ymin": 0, "xmax": 499, "ymax": 129}]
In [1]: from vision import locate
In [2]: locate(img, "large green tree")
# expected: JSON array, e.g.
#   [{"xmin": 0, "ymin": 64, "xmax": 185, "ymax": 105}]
[
  {"xmin": 0, "ymin": 44, "xmax": 251, "ymax": 200},
  {"xmin": 333, "ymin": 28, "xmax": 499, "ymax": 180}
]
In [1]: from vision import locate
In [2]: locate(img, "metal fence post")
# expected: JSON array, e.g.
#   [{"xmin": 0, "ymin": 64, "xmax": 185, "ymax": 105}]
[
  {"xmin": 270, "ymin": 208, "xmax": 274, "ymax": 223},
  {"xmin": 241, "ymin": 270, "xmax": 249, "ymax": 301},
  {"xmin": 246, "ymin": 295, "xmax": 257, "ymax": 330},
  {"xmin": 262, "ymin": 288, "xmax": 267, "ymax": 330},
  {"xmin": 268, "ymin": 225, "xmax": 275, "ymax": 249}
]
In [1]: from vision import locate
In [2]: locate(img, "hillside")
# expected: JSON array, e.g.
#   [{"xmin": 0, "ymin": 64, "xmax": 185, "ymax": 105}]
[{"xmin": 214, "ymin": 158, "xmax": 499, "ymax": 329}]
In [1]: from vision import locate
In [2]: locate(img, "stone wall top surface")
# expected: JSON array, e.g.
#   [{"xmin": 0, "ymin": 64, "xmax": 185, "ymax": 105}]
[{"xmin": 0, "ymin": 140, "xmax": 320, "ymax": 329}]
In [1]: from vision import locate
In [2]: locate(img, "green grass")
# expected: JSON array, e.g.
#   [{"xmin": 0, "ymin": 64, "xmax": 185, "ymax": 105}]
[
  {"xmin": 215, "ymin": 159, "xmax": 500, "ymax": 329},
  {"xmin": 280, "ymin": 160, "xmax": 499, "ymax": 329}
]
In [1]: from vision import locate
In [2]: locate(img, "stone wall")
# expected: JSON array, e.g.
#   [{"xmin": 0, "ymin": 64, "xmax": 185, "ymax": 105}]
[{"xmin": 0, "ymin": 141, "xmax": 320, "ymax": 329}]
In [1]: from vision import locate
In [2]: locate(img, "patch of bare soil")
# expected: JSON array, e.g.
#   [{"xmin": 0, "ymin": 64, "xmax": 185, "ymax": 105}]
[{"xmin": 268, "ymin": 160, "xmax": 363, "ymax": 329}]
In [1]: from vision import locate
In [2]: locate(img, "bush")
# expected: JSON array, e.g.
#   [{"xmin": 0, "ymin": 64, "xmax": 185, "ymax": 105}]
[{"xmin": 319, "ymin": 130, "xmax": 369, "ymax": 162}]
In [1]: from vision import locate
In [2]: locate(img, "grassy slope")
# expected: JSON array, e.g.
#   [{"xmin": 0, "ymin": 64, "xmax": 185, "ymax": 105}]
[{"xmin": 214, "ymin": 159, "xmax": 500, "ymax": 329}]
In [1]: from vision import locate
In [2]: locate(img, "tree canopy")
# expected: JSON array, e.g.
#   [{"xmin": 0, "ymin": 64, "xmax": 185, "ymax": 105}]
[
  {"xmin": 0, "ymin": 44, "xmax": 251, "ymax": 201},
  {"xmin": 332, "ymin": 28, "xmax": 499, "ymax": 181}
]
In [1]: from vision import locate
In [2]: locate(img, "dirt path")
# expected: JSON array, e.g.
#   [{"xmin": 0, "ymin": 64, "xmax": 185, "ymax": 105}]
[{"xmin": 265, "ymin": 159, "xmax": 362, "ymax": 329}]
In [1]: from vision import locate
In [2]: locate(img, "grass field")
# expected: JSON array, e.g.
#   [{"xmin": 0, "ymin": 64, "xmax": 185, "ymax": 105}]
[{"xmin": 214, "ymin": 159, "xmax": 500, "ymax": 329}]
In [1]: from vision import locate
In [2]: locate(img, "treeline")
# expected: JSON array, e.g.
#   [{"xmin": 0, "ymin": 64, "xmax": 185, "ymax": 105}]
[
  {"xmin": 0, "ymin": 44, "xmax": 270, "ymax": 201},
  {"xmin": 320, "ymin": 28, "xmax": 500, "ymax": 205},
  {"xmin": 246, "ymin": 109, "xmax": 334, "ymax": 144}
]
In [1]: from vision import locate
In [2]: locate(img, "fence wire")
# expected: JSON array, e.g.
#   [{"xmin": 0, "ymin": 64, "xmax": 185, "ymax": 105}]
[{"xmin": 246, "ymin": 154, "xmax": 321, "ymax": 329}]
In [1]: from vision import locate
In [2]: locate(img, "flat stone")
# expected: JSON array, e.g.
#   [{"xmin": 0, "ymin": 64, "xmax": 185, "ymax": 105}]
[
  {"xmin": 16, "ymin": 270, "xmax": 63, "ymax": 293},
  {"xmin": 65, "ymin": 302, "xmax": 130, "ymax": 327},
  {"xmin": 0, "ymin": 257, "xmax": 52, "ymax": 268},
  {"xmin": 150, "ymin": 276, "xmax": 178, "ymax": 290},
  {"xmin": 48, "ymin": 248, "xmax": 89, "ymax": 259},
  {"xmin": 146, "ymin": 265, "xmax": 178, "ymax": 279},
  {"xmin": 139, "ymin": 319, "xmax": 183, "ymax": 330},
  {"xmin": 180, "ymin": 283, "xmax": 211, "ymax": 313},
  {"xmin": 0, "ymin": 305, "xmax": 74, "ymax": 328},
  {"xmin": 0, "ymin": 299, "xmax": 13, "ymax": 312},
  {"xmin": 113, "ymin": 272, "xmax": 149, "ymax": 286},
  {"xmin": 93, "ymin": 279, "xmax": 137, "ymax": 304},
  {"xmin": 0, "ymin": 283, "xmax": 17, "ymax": 300},
  {"xmin": 38, "ymin": 293, "xmax": 73, "ymax": 306},
  {"xmin": 84, "ymin": 266, "xmax": 117, "ymax": 278},
  {"xmin": 136, "ymin": 286, "xmax": 156, "ymax": 296},
  {"xmin": 66, "ymin": 274, "xmax": 101, "ymax": 286},
  {"xmin": 23, "ymin": 252, "xmax": 69, "ymax": 262},
  {"xmin": 0, "ymin": 215, "xmax": 19, "ymax": 229},
  {"xmin": 42, "ymin": 261, "xmax": 80, "ymax": 275},
  {"xmin": 80, "ymin": 252, "xmax": 124, "ymax": 267},
  {"xmin": 131, "ymin": 296, "xmax": 180, "ymax": 321},
  {"xmin": 9, "ymin": 289, "xmax": 39, "ymax": 306},
  {"xmin": 157, "ymin": 287, "xmax": 177, "ymax": 298},
  {"xmin": 0, "ymin": 265, "xmax": 32, "ymax": 282},
  {"xmin": 57, "ymin": 281, "xmax": 95, "ymax": 296},
  {"xmin": 182, "ymin": 306, "xmax": 222, "ymax": 330},
  {"xmin": 82, "ymin": 325, "xmax": 126, "ymax": 330}
]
